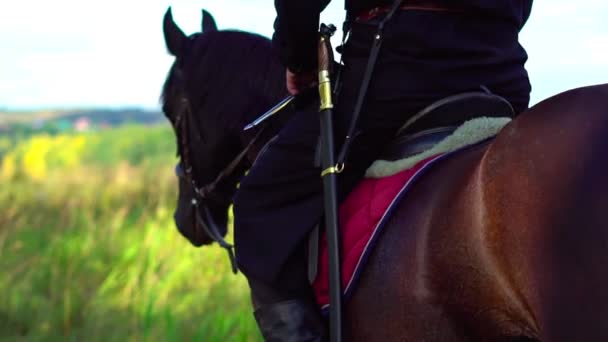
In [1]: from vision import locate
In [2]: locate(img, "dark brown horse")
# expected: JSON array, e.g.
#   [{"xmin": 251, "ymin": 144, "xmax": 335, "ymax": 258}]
[{"xmin": 161, "ymin": 9, "xmax": 608, "ymax": 341}]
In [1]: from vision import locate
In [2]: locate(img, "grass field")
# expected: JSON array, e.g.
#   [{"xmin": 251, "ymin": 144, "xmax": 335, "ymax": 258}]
[{"xmin": 0, "ymin": 125, "xmax": 262, "ymax": 341}]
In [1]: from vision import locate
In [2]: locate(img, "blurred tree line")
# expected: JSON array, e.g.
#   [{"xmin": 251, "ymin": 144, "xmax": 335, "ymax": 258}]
[{"xmin": 1, "ymin": 124, "xmax": 176, "ymax": 181}]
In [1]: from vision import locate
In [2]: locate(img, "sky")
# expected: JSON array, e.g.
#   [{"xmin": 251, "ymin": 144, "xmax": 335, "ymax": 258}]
[{"xmin": 0, "ymin": 1, "xmax": 607, "ymax": 110}]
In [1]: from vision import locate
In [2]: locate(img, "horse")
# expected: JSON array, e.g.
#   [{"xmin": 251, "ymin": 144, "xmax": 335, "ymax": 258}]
[{"xmin": 160, "ymin": 8, "xmax": 608, "ymax": 341}]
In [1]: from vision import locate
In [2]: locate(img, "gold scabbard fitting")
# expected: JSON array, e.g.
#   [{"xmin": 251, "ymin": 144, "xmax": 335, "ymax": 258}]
[
  {"xmin": 321, "ymin": 163, "xmax": 344, "ymax": 177},
  {"xmin": 318, "ymin": 70, "xmax": 333, "ymax": 110}
]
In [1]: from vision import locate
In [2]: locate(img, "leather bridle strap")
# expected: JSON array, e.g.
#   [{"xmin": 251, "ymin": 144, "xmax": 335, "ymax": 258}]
[
  {"xmin": 176, "ymin": 96, "xmax": 269, "ymax": 274},
  {"xmin": 193, "ymin": 198, "xmax": 239, "ymax": 274},
  {"xmin": 178, "ymin": 96, "xmax": 267, "ymax": 205},
  {"xmin": 195, "ymin": 125, "xmax": 267, "ymax": 203},
  {"xmin": 189, "ymin": 127, "xmax": 266, "ymax": 275}
]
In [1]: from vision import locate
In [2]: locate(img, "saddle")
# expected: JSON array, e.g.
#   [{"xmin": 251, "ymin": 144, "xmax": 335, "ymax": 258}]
[
  {"xmin": 384, "ymin": 89, "xmax": 514, "ymax": 160},
  {"xmin": 308, "ymin": 89, "xmax": 515, "ymax": 282}
]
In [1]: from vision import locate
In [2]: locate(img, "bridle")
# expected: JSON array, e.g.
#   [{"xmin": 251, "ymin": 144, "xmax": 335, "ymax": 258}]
[{"xmin": 173, "ymin": 96, "xmax": 266, "ymax": 274}]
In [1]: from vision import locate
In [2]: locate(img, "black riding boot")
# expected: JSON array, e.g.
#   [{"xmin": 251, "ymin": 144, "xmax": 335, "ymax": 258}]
[
  {"xmin": 246, "ymin": 240, "xmax": 327, "ymax": 341},
  {"xmin": 254, "ymin": 298, "xmax": 326, "ymax": 342}
]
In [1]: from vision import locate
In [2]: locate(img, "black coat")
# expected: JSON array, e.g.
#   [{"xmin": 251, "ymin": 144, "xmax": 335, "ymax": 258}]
[
  {"xmin": 234, "ymin": 1, "xmax": 533, "ymax": 286},
  {"xmin": 273, "ymin": 0, "xmax": 533, "ymax": 73}
]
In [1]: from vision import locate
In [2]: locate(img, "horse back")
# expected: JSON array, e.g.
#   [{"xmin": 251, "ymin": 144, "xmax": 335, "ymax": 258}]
[
  {"xmin": 347, "ymin": 83, "xmax": 608, "ymax": 341},
  {"xmin": 475, "ymin": 83, "xmax": 608, "ymax": 341}
]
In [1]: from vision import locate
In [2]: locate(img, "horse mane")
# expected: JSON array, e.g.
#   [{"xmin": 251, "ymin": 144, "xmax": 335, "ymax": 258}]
[{"xmin": 161, "ymin": 29, "xmax": 287, "ymax": 129}]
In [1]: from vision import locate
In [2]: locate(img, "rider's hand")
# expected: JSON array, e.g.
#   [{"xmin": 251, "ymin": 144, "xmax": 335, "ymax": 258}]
[{"xmin": 286, "ymin": 68, "xmax": 316, "ymax": 95}]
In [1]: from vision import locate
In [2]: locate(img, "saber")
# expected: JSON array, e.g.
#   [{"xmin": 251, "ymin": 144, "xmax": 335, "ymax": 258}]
[
  {"xmin": 317, "ymin": 23, "xmax": 343, "ymax": 342},
  {"xmin": 243, "ymin": 95, "xmax": 294, "ymax": 131}
]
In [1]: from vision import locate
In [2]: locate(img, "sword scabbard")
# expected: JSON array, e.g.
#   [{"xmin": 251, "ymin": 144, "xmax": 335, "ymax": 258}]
[{"xmin": 317, "ymin": 23, "xmax": 343, "ymax": 342}]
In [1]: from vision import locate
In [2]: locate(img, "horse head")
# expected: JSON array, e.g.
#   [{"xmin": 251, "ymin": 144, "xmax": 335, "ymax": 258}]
[{"xmin": 161, "ymin": 7, "xmax": 286, "ymax": 247}]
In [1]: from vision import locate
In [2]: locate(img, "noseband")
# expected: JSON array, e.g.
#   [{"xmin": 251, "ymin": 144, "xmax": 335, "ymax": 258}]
[{"xmin": 173, "ymin": 97, "xmax": 266, "ymax": 274}]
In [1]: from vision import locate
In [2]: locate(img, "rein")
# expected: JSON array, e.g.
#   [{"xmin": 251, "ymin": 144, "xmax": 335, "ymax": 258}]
[{"xmin": 175, "ymin": 97, "xmax": 266, "ymax": 274}]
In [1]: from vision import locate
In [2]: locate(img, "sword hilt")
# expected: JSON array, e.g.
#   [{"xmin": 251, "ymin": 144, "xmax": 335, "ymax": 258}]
[{"xmin": 318, "ymin": 24, "xmax": 336, "ymax": 111}]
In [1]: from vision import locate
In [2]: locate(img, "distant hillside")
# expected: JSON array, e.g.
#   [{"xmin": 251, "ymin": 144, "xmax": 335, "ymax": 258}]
[{"xmin": 0, "ymin": 108, "xmax": 167, "ymax": 134}]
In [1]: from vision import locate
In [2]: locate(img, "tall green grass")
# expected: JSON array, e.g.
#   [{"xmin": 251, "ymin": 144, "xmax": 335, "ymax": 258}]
[{"xmin": 0, "ymin": 125, "xmax": 261, "ymax": 341}]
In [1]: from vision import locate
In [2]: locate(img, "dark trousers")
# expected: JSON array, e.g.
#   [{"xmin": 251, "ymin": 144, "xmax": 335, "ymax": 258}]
[{"xmin": 233, "ymin": 10, "xmax": 530, "ymax": 303}]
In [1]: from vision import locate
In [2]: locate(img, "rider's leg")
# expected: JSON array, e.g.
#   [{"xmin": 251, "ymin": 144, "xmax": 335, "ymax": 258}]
[
  {"xmin": 231, "ymin": 24, "xmax": 425, "ymax": 340},
  {"xmin": 247, "ymin": 244, "xmax": 326, "ymax": 342},
  {"xmin": 233, "ymin": 103, "xmax": 327, "ymax": 341}
]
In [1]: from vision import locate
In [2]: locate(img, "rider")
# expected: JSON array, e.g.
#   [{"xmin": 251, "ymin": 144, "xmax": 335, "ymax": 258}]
[{"xmin": 233, "ymin": 0, "xmax": 533, "ymax": 340}]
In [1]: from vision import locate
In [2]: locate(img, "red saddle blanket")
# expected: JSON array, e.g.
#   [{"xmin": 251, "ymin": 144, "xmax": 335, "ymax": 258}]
[{"xmin": 312, "ymin": 153, "xmax": 448, "ymax": 310}]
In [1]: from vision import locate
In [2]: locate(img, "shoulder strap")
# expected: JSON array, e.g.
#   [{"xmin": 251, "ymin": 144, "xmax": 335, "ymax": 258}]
[{"xmin": 336, "ymin": 0, "xmax": 403, "ymax": 167}]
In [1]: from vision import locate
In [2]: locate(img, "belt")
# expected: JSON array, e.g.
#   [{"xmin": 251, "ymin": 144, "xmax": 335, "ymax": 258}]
[{"xmin": 355, "ymin": 1, "xmax": 464, "ymax": 22}]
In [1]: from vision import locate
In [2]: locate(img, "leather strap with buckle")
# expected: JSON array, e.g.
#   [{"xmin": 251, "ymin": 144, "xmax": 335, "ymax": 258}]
[{"xmin": 355, "ymin": 1, "xmax": 463, "ymax": 22}]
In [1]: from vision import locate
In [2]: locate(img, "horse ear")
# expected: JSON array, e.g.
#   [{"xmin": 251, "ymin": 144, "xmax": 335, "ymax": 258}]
[
  {"xmin": 201, "ymin": 9, "xmax": 217, "ymax": 32},
  {"xmin": 163, "ymin": 7, "xmax": 188, "ymax": 56}
]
